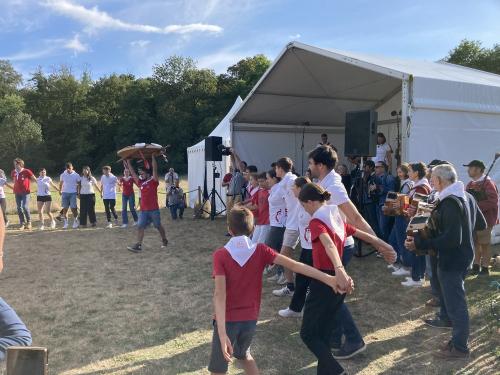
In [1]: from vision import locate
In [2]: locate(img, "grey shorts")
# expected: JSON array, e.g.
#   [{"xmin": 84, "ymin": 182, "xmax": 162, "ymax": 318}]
[
  {"xmin": 282, "ymin": 228, "xmax": 300, "ymax": 249},
  {"xmin": 265, "ymin": 226, "xmax": 286, "ymax": 253},
  {"xmin": 208, "ymin": 320, "xmax": 257, "ymax": 373}
]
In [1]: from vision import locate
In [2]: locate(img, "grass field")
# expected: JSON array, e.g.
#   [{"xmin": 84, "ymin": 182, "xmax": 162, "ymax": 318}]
[{"xmin": 0, "ymin": 183, "xmax": 499, "ymax": 374}]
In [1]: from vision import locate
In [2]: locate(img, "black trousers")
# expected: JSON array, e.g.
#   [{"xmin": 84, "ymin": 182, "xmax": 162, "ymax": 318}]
[
  {"xmin": 289, "ymin": 248, "xmax": 313, "ymax": 312},
  {"xmin": 103, "ymin": 199, "xmax": 117, "ymax": 222},
  {"xmin": 300, "ymin": 276, "xmax": 345, "ymax": 375},
  {"xmin": 80, "ymin": 194, "xmax": 96, "ymax": 225}
]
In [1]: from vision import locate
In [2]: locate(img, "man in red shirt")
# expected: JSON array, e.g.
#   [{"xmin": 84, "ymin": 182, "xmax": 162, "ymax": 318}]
[
  {"xmin": 209, "ymin": 206, "xmax": 340, "ymax": 374},
  {"xmin": 124, "ymin": 155, "xmax": 168, "ymax": 252},
  {"xmin": 10, "ymin": 158, "xmax": 36, "ymax": 230},
  {"xmin": 464, "ymin": 160, "xmax": 499, "ymax": 275}
]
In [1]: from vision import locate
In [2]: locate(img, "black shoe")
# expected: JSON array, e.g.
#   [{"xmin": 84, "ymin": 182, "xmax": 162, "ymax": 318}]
[
  {"xmin": 333, "ymin": 341, "xmax": 366, "ymax": 360},
  {"xmin": 479, "ymin": 267, "xmax": 490, "ymax": 276},
  {"xmin": 424, "ymin": 318, "xmax": 452, "ymax": 329},
  {"xmin": 127, "ymin": 243, "xmax": 142, "ymax": 253},
  {"xmin": 161, "ymin": 238, "xmax": 169, "ymax": 248},
  {"xmin": 225, "ymin": 232, "xmax": 231, "ymax": 237},
  {"xmin": 470, "ymin": 264, "xmax": 480, "ymax": 276},
  {"xmin": 330, "ymin": 341, "xmax": 342, "ymax": 351}
]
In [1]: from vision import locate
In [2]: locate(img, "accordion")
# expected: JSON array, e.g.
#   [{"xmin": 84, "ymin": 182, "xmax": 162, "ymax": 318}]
[
  {"xmin": 382, "ymin": 192, "xmax": 410, "ymax": 216},
  {"xmin": 406, "ymin": 202, "xmax": 436, "ymax": 256}
]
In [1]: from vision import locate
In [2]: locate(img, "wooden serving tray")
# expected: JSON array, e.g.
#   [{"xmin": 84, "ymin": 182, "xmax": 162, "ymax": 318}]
[{"xmin": 117, "ymin": 143, "xmax": 163, "ymax": 160}]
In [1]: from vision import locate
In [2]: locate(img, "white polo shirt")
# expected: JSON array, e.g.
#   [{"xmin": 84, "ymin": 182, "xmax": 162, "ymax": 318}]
[
  {"xmin": 373, "ymin": 143, "xmax": 391, "ymax": 164},
  {"xmin": 0, "ymin": 178, "xmax": 6, "ymax": 199},
  {"xmin": 268, "ymin": 183, "xmax": 286, "ymax": 227},
  {"xmin": 60, "ymin": 171, "xmax": 81, "ymax": 194},
  {"xmin": 280, "ymin": 172, "xmax": 300, "ymax": 231},
  {"xmin": 101, "ymin": 174, "xmax": 118, "ymax": 200},
  {"xmin": 318, "ymin": 169, "xmax": 355, "ymax": 246}
]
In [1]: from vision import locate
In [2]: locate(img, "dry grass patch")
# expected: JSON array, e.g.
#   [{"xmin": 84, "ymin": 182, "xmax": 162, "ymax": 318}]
[{"xmin": 0, "ymin": 204, "xmax": 498, "ymax": 374}]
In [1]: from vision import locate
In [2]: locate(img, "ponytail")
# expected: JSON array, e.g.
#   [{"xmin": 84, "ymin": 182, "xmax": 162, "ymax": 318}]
[{"xmin": 298, "ymin": 183, "xmax": 331, "ymax": 203}]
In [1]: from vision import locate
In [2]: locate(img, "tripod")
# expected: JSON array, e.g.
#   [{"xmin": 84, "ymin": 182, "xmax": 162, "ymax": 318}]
[{"xmin": 202, "ymin": 163, "xmax": 227, "ymax": 221}]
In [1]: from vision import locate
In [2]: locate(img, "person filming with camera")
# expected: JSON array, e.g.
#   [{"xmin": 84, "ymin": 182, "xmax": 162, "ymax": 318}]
[{"xmin": 405, "ymin": 164, "xmax": 486, "ymax": 359}]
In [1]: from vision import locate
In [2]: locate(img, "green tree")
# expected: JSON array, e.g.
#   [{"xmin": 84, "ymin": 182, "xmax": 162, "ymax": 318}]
[
  {"xmin": 445, "ymin": 39, "xmax": 500, "ymax": 74},
  {"xmin": 0, "ymin": 60, "xmax": 22, "ymax": 97},
  {"xmin": 0, "ymin": 94, "xmax": 42, "ymax": 168}
]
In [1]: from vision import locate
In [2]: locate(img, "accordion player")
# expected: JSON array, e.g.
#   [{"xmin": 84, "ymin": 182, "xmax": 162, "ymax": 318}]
[{"xmin": 382, "ymin": 191, "xmax": 410, "ymax": 216}]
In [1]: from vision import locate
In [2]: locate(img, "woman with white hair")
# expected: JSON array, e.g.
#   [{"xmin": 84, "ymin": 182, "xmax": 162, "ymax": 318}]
[{"xmin": 406, "ymin": 164, "xmax": 486, "ymax": 359}]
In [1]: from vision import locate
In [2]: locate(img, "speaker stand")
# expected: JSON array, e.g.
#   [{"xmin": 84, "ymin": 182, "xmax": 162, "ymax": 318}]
[{"xmin": 201, "ymin": 163, "xmax": 226, "ymax": 221}]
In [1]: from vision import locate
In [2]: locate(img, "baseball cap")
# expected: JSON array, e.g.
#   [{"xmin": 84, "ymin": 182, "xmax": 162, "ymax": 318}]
[
  {"xmin": 463, "ymin": 160, "xmax": 486, "ymax": 170},
  {"xmin": 428, "ymin": 159, "xmax": 451, "ymax": 168}
]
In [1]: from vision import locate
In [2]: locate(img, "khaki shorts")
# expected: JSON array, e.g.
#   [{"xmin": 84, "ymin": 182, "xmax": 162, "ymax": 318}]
[
  {"xmin": 475, "ymin": 227, "xmax": 492, "ymax": 245},
  {"xmin": 282, "ymin": 228, "xmax": 300, "ymax": 249}
]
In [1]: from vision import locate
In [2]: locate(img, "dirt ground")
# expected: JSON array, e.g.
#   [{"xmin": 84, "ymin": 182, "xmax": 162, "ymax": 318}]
[{"xmin": 0, "ymin": 203, "xmax": 499, "ymax": 374}]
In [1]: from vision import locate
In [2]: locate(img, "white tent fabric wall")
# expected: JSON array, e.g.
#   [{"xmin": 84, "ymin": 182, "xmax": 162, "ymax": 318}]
[{"xmin": 186, "ymin": 97, "xmax": 243, "ymax": 211}]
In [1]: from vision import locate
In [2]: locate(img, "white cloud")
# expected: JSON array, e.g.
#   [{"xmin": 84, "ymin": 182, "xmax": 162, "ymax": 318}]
[
  {"xmin": 0, "ymin": 48, "xmax": 56, "ymax": 62},
  {"xmin": 288, "ymin": 33, "xmax": 301, "ymax": 40},
  {"xmin": 64, "ymin": 34, "xmax": 89, "ymax": 53},
  {"xmin": 43, "ymin": 0, "xmax": 223, "ymax": 35},
  {"xmin": 130, "ymin": 40, "xmax": 151, "ymax": 48}
]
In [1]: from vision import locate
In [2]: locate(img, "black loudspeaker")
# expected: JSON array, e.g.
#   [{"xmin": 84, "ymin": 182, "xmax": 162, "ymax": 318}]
[
  {"xmin": 344, "ymin": 110, "xmax": 378, "ymax": 157},
  {"xmin": 205, "ymin": 136, "xmax": 223, "ymax": 161},
  {"xmin": 7, "ymin": 347, "xmax": 48, "ymax": 375}
]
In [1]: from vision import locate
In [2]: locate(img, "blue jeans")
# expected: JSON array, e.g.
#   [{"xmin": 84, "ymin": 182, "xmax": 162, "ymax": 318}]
[
  {"xmin": 0, "ymin": 298, "xmax": 32, "ymax": 361},
  {"xmin": 15, "ymin": 194, "xmax": 31, "ymax": 224},
  {"xmin": 137, "ymin": 210, "xmax": 162, "ymax": 229},
  {"xmin": 437, "ymin": 267, "xmax": 470, "ymax": 353},
  {"xmin": 409, "ymin": 253, "xmax": 426, "ymax": 281},
  {"xmin": 122, "ymin": 194, "xmax": 138, "ymax": 224},
  {"xmin": 389, "ymin": 216, "xmax": 412, "ymax": 266},
  {"xmin": 169, "ymin": 204, "xmax": 184, "ymax": 220},
  {"xmin": 330, "ymin": 244, "xmax": 364, "ymax": 348},
  {"xmin": 376, "ymin": 204, "xmax": 394, "ymax": 241}
]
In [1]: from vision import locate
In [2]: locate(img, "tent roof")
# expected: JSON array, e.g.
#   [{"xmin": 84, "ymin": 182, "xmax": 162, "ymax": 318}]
[{"xmin": 231, "ymin": 42, "xmax": 500, "ymax": 127}]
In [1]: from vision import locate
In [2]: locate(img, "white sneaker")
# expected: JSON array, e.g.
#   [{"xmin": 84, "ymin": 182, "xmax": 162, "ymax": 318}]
[
  {"xmin": 39, "ymin": 225, "xmax": 45, "ymax": 231},
  {"xmin": 107, "ymin": 222, "xmax": 113, "ymax": 228},
  {"xmin": 387, "ymin": 264, "xmax": 398, "ymax": 270},
  {"xmin": 273, "ymin": 286, "xmax": 294, "ymax": 297},
  {"xmin": 5, "ymin": 221, "xmax": 10, "ymax": 228},
  {"xmin": 121, "ymin": 224, "xmax": 128, "ymax": 228},
  {"xmin": 392, "ymin": 268, "xmax": 411, "ymax": 276},
  {"xmin": 401, "ymin": 279, "xmax": 424, "ymax": 287},
  {"xmin": 278, "ymin": 307, "xmax": 303, "ymax": 318},
  {"xmin": 267, "ymin": 274, "xmax": 279, "ymax": 282},
  {"xmin": 277, "ymin": 274, "xmax": 288, "ymax": 285},
  {"xmin": 72, "ymin": 221, "xmax": 79, "ymax": 229},
  {"xmin": 132, "ymin": 221, "xmax": 138, "ymax": 227},
  {"xmin": 63, "ymin": 220, "xmax": 69, "ymax": 229},
  {"xmin": 50, "ymin": 220, "xmax": 56, "ymax": 229}
]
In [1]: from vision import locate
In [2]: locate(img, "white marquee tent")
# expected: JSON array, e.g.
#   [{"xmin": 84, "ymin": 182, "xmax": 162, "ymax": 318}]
[
  {"xmin": 186, "ymin": 97, "xmax": 243, "ymax": 210},
  {"xmin": 229, "ymin": 41, "xmax": 500, "ymax": 241},
  {"xmin": 230, "ymin": 42, "xmax": 500, "ymax": 181}
]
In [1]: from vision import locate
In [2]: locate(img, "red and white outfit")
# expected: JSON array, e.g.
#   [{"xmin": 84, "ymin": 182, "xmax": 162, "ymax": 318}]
[
  {"xmin": 138, "ymin": 178, "xmax": 159, "ymax": 211},
  {"xmin": 11, "ymin": 168, "xmax": 34, "ymax": 195},
  {"xmin": 252, "ymin": 188, "xmax": 271, "ymax": 244},
  {"xmin": 120, "ymin": 176, "xmax": 135, "ymax": 197},
  {"xmin": 212, "ymin": 236, "xmax": 277, "ymax": 321},
  {"xmin": 309, "ymin": 205, "xmax": 357, "ymax": 270}
]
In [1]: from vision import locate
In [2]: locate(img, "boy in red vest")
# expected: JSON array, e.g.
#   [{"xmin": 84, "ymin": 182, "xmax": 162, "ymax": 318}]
[{"xmin": 209, "ymin": 206, "xmax": 345, "ymax": 374}]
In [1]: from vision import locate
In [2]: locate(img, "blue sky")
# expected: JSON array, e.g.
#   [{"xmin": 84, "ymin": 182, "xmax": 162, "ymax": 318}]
[{"xmin": 1, "ymin": 0, "xmax": 499, "ymax": 81}]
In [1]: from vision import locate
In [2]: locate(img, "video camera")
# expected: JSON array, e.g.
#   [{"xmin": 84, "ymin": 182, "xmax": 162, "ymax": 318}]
[{"xmin": 217, "ymin": 144, "xmax": 232, "ymax": 156}]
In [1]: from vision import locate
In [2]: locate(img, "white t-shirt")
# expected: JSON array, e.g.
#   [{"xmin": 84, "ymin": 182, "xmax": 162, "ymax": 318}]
[
  {"xmin": 318, "ymin": 169, "xmax": 355, "ymax": 246},
  {"xmin": 280, "ymin": 172, "xmax": 300, "ymax": 231},
  {"xmin": 268, "ymin": 183, "xmax": 286, "ymax": 227},
  {"xmin": 165, "ymin": 172, "xmax": 179, "ymax": 186},
  {"xmin": 60, "ymin": 171, "xmax": 81, "ymax": 194},
  {"xmin": 297, "ymin": 205, "xmax": 312, "ymax": 249},
  {"xmin": 0, "ymin": 177, "xmax": 6, "ymax": 199},
  {"xmin": 80, "ymin": 176, "xmax": 97, "ymax": 195},
  {"xmin": 373, "ymin": 143, "xmax": 391, "ymax": 164},
  {"xmin": 37, "ymin": 176, "xmax": 52, "ymax": 196},
  {"xmin": 101, "ymin": 174, "xmax": 118, "ymax": 199}
]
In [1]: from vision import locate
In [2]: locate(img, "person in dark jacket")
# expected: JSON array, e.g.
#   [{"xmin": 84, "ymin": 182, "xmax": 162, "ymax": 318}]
[
  {"xmin": 405, "ymin": 164, "xmax": 486, "ymax": 360},
  {"xmin": 374, "ymin": 161, "xmax": 396, "ymax": 241}
]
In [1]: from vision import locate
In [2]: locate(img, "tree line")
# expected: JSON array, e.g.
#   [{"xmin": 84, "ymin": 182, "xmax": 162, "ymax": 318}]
[{"xmin": 0, "ymin": 39, "xmax": 498, "ymax": 175}]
